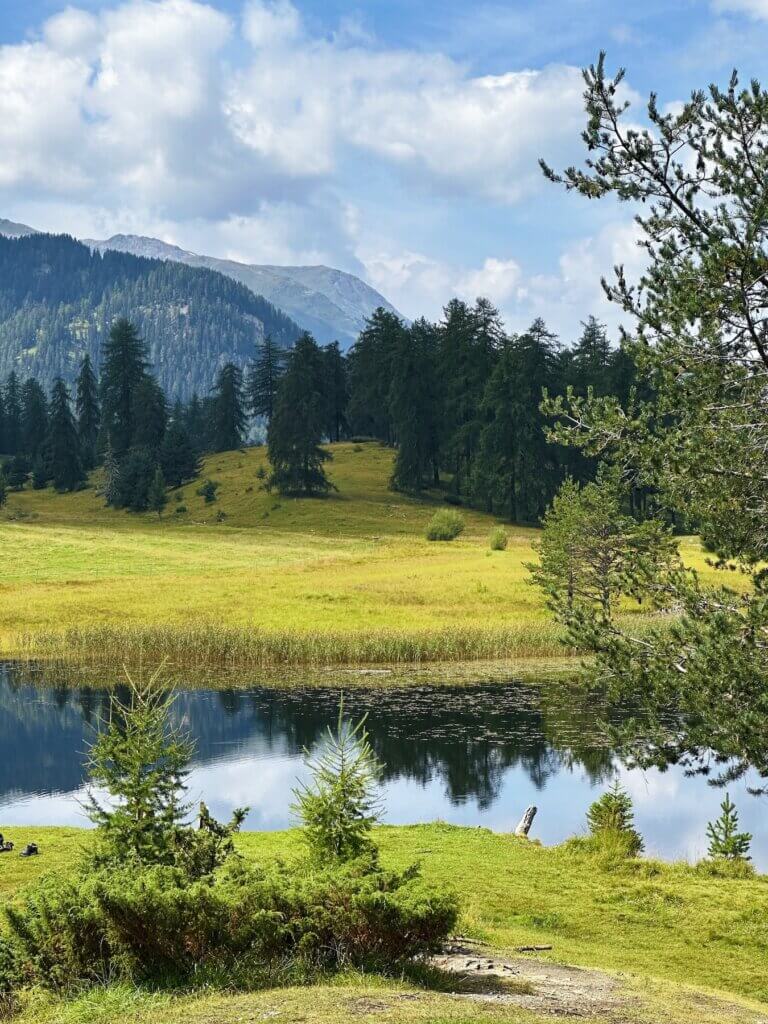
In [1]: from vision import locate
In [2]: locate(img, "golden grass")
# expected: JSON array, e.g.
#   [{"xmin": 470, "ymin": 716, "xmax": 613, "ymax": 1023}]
[{"xmin": 0, "ymin": 442, "xmax": 729, "ymax": 674}]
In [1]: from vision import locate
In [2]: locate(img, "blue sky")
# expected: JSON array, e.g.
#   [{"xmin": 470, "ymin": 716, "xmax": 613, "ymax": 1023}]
[{"xmin": 0, "ymin": 0, "xmax": 766, "ymax": 338}]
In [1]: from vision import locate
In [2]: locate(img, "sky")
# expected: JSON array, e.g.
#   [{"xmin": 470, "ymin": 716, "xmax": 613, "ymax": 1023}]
[{"xmin": 1, "ymin": 0, "xmax": 767, "ymax": 340}]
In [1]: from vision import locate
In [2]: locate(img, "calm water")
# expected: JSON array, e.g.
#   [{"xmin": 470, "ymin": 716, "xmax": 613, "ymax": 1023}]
[{"xmin": 0, "ymin": 667, "xmax": 765, "ymax": 869}]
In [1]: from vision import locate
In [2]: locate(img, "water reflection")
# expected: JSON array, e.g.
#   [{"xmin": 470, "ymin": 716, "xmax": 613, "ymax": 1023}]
[{"xmin": 0, "ymin": 666, "xmax": 765, "ymax": 869}]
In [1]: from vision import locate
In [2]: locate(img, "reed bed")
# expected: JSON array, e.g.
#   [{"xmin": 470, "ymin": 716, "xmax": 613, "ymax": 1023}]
[{"xmin": 19, "ymin": 620, "xmax": 570, "ymax": 671}]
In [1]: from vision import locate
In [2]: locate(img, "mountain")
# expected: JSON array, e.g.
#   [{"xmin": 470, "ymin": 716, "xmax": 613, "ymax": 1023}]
[
  {"xmin": 0, "ymin": 217, "xmax": 37, "ymax": 238},
  {"xmin": 84, "ymin": 234, "xmax": 400, "ymax": 347},
  {"xmin": 0, "ymin": 233, "xmax": 301, "ymax": 400}
]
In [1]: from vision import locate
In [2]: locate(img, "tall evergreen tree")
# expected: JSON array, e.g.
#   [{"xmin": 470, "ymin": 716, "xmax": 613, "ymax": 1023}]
[
  {"xmin": 571, "ymin": 316, "xmax": 612, "ymax": 396},
  {"xmin": 133, "ymin": 377, "xmax": 168, "ymax": 450},
  {"xmin": 20, "ymin": 377, "xmax": 48, "ymax": 459},
  {"xmin": 322, "ymin": 342, "xmax": 349, "ymax": 443},
  {"xmin": 47, "ymin": 379, "xmax": 85, "ymax": 492},
  {"xmin": 390, "ymin": 319, "xmax": 442, "ymax": 491},
  {"xmin": 159, "ymin": 422, "xmax": 200, "ymax": 488},
  {"xmin": 183, "ymin": 392, "xmax": 209, "ymax": 452},
  {"xmin": 438, "ymin": 299, "xmax": 502, "ymax": 494},
  {"xmin": 210, "ymin": 363, "xmax": 247, "ymax": 452},
  {"xmin": 75, "ymin": 354, "xmax": 101, "ymax": 470},
  {"xmin": 247, "ymin": 334, "xmax": 284, "ymax": 423},
  {"xmin": 3, "ymin": 372, "xmax": 21, "ymax": 456},
  {"xmin": 100, "ymin": 318, "xmax": 150, "ymax": 456},
  {"xmin": 475, "ymin": 320, "xmax": 558, "ymax": 521},
  {"xmin": 268, "ymin": 333, "xmax": 333, "ymax": 496},
  {"xmin": 347, "ymin": 309, "xmax": 407, "ymax": 442}
]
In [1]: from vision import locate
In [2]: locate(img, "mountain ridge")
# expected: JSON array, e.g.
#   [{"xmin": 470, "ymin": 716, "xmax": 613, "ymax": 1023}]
[{"xmin": 83, "ymin": 233, "xmax": 399, "ymax": 347}]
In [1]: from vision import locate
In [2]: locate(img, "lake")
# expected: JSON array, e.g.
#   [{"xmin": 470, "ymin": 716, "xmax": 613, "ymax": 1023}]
[{"xmin": 0, "ymin": 665, "xmax": 765, "ymax": 869}]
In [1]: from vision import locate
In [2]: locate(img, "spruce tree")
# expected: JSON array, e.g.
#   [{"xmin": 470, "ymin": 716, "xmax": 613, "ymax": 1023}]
[
  {"xmin": 75, "ymin": 354, "xmax": 101, "ymax": 470},
  {"xmin": 321, "ymin": 341, "xmax": 348, "ymax": 442},
  {"xmin": 706, "ymin": 794, "xmax": 752, "ymax": 861},
  {"xmin": 20, "ymin": 377, "xmax": 48, "ymax": 459},
  {"xmin": 211, "ymin": 363, "xmax": 247, "ymax": 452},
  {"xmin": 347, "ymin": 308, "xmax": 406, "ymax": 442},
  {"xmin": 390, "ymin": 319, "xmax": 441, "ymax": 491},
  {"xmin": 100, "ymin": 318, "xmax": 149, "ymax": 456},
  {"xmin": 184, "ymin": 392, "xmax": 209, "ymax": 452},
  {"xmin": 102, "ymin": 440, "xmax": 120, "ymax": 507},
  {"xmin": 247, "ymin": 334, "xmax": 284, "ymax": 422},
  {"xmin": 0, "ymin": 468, "xmax": 6, "ymax": 507},
  {"xmin": 133, "ymin": 376, "xmax": 168, "ymax": 450},
  {"xmin": 159, "ymin": 422, "xmax": 200, "ymax": 488},
  {"xmin": 148, "ymin": 466, "xmax": 167, "ymax": 518},
  {"xmin": 47, "ymin": 378, "xmax": 85, "ymax": 492},
  {"xmin": 268, "ymin": 332, "xmax": 333, "ymax": 496},
  {"xmin": 3, "ymin": 372, "xmax": 21, "ymax": 456}
]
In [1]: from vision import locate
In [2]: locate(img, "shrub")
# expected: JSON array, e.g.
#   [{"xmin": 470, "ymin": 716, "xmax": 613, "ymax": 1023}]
[
  {"xmin": 489, "ymin": 527, "xmax": 508, "ymax": 551},
  {"xmin": 256, "ymin": 465, "xmax": 267, "ymax": 480},
  {"xmin": 175, "ymin": 505, "xmax": 187, "ymax": 515},
  {"xmin": 443, "ymin": 493, "xmax": 463, "ymax": 507},
  {"xmin": 196, "ymin": 479, "xmax": 220, "ymax": 503},
  {"xmin": 585, "ymin": 780, "xmax": 643, "ymax": 856},
  {"xmin": 425, "ymin": 510, "xmax": 465, "ymax": 542}
]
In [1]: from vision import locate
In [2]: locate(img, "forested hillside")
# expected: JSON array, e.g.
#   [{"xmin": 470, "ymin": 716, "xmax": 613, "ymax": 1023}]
[{"xmin": 0, "ymin": 234, "xmax": 300, "ymax": 400}]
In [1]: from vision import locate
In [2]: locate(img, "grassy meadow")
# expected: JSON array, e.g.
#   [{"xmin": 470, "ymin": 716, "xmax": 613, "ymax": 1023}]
[
  {"xmin": 2, "ymin": 824, "xmax": 766, "ymax": 1024},
  {"xmin": 0, "ymin": 441, "xmax": 722, "ymax": 675}
]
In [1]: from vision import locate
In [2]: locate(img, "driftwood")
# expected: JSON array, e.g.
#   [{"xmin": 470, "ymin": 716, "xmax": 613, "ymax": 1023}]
[
  {"xmin": 514, "ymin": 805, "xmax": 537, "ymax": 837},
  {"xmin": 515, "ymin": 944, "xmax": 553, "ymax": 953}
]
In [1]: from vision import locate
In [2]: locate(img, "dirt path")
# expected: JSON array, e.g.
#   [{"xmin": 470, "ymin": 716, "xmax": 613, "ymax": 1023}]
[{"xmin": 431, "ymin": 944, "xmax": 768, "ymax": 1022}]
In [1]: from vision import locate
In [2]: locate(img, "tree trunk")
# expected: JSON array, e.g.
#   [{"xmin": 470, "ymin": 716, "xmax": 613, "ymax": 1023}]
[{"xmin": 515, "ymin": 805, "xmax": 537, "ymax": 837}]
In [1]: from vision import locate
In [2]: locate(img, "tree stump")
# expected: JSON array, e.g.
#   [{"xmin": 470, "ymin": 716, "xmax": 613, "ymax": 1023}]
[{"xmin": 515, "ymin": 805, "xmax": 537, "ymax": 837}]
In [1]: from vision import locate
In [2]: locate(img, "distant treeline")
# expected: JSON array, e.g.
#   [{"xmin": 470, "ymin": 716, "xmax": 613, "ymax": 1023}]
[
  {"xmin": 258, "ymin": 300, "xmax": 636, "ymax": 519},
  {"xmin": 0, "ymin": 299, "xmax": 635, "ymax": 521}
]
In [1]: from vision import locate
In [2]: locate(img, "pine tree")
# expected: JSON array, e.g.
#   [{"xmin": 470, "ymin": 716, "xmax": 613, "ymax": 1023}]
[
  {"xmin": 184, "ymin": 392, "xmax": 209, "ymax": 452},
  {"xmin": 347, "ymin": 308, "xmax": 407, "ymax": 442},
  {"xmin": 46, "ymin": 378, "xmax": 85, "ymax": 492},
  {"xmin": 390, "ymin": 319, "xmax": 441, "ymax": 491},
  {"xmin": 102, "ymin": 440, "xmax": 120, "ymax": 507},
  {"xmin": 100, "ymin": 318, "xmax": 150, "ymax": 456},
  {"xmin": 75, "ymin": 354, "xmax": 101, "ymax": 470},
  {"xmin": 571, "ymin": 316, "xmax": 611, "ymax": 396},
  {"xmin": 268, "ymin": 332, "xmax": 334, "ymax": 496},
  {"xmin": 159, "ymin": 422, "xmax": 200, "ymax": 488},
  {"xmin": 706, "ymin": 794, "xmax": 752, "ymax": 861},
  {"xmin": 438, "ymin": 299, "xmax": 502, "ymax": 495},
  {"xmin": 292, "ymin": 701, "xmax": 382, "ymax": 863},
  {"xmin": 148, "ymin": 466, "xmax": 167, "ymax": 518},
  {"xmin": 85, "ymin": 670, "xmax": 194, "ymax": 867},
  {"xmin": 4, "ymin": 454, "xmax": 30, "ymax": 490},
  {"xmin": 586, "ymin": 780, "xmax": 644, "ymax": 856},
  {"xmin": 133, "ymin": 376, "xmax": 168, "ymax": 450},
  {"xmin": 474, "ymin": 321, "xmax": 558, "ymax": 521},
  {"xmin": 247, "ymin": 334, "xmax": 284, "ymax": 422},
  {"xmin": 211, "ymin": 363, "xmax": 247, "ymax": 452},
  {"xmin": 321, "ymin": 341, "xmax": 348, "ymax": 442},
  {"xmin": 20, "ymin": 377, "xmax": 48, "ymax": 459},
  {"xmin": 3, "ymin": 372, "xmax": 21, "ymax": 456}
]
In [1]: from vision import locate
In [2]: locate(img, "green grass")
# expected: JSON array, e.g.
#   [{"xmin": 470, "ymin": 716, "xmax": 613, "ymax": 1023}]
[
  {"xmin": 2, "ymin": 825, "xmax": 766, "ymax": 1024},
  {"xmin": 0, "ymin": 442, "xmax": 729, "ymax": 675}
]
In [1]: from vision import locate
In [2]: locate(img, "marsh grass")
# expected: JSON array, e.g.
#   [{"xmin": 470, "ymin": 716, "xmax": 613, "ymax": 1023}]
[{"xmin": 20, "ymin": 620, "xmax": 570, "ymax": 670}]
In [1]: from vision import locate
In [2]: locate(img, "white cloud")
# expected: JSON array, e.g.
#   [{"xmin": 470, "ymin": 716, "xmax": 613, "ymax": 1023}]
[
  {"xmin": 360, "ymin": 218, "xmax": 645, "ymax": 339},
  {"xmin": 712, "ymin": 0, "xmax": 768, "ymax": 18},
  {"xmin": 0, "ymin": 0, "xmax": 587, "ymax": 215}
]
